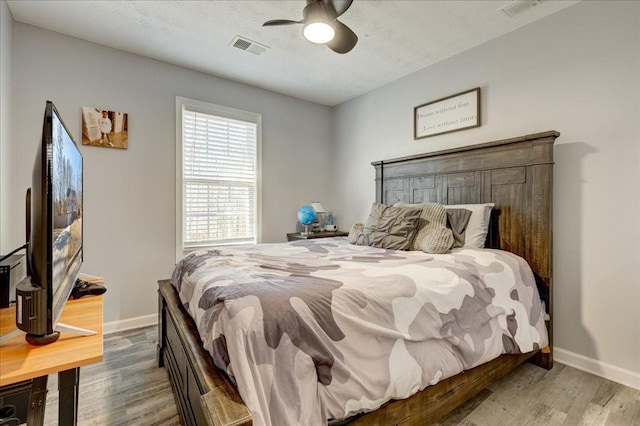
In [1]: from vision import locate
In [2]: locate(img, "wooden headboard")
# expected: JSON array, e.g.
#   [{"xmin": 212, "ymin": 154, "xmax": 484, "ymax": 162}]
[{"xmin": 372, "ymin": 130, "xmax": 558, "ymax": 366}]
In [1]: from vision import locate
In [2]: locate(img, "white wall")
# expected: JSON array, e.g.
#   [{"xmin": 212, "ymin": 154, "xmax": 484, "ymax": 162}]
[
  {"xmin": 8, "ymin": 23, "xmax": 334, "ymax": 323},
  {"xmin": 0, "ymin": 0, "xmax": 13, "ymax": 253},
  {"xmin": 332, "ymin": 1, "xmax": 640, "ymax": 386}
]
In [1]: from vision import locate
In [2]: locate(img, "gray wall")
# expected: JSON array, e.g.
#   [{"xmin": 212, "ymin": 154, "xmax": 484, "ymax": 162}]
[
  {"xmin": 7, "ymin": 23, "xmax": 334, "ymax": 323},
  {"xmin": 333, "ymin": 1, "xmax": 639, "ymax": 379},
  {"xmin": 0, "ymin": 0, "xmax": 13, "ymax": 253}
]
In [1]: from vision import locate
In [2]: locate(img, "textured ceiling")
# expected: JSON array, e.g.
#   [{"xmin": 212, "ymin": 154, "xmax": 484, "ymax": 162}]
[{"xmin": 7, "ymin": 0, "xmax": 580, "ymax": 106}]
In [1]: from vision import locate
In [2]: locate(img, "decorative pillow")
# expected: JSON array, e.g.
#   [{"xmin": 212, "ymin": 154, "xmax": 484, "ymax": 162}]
[
  {"xmin": 348, "ymin": 223, "xmax": 364, "ymax": 245},
  {"xmin": 444, "ymin": 203, "xmax": 494, "ymax": 248},
  {"xmin": 360, "ymin": 203, "xmax": 422, "ymax": 250},
  {"xmin": 446, "ymin": 208, "xmax": 473, "ymax": 248},
  {"xmin": 394, "ymin": 202, "xmax": 451, "ymax": 251},
  {"xmin": 415, "ymin": 227, "xmax": 454, "ymax": 254}
]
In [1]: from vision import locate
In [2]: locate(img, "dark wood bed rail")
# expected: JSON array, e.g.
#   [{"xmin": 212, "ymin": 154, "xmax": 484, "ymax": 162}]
[{"xmin": 158, "ymin": 280, "xmax": 251, "ymax": 426}]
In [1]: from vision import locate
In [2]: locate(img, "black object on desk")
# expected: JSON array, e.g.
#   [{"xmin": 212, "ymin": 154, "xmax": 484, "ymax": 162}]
[{"xmin": 69, "ymin": 279, "xmax": 106, "ymax": 300}]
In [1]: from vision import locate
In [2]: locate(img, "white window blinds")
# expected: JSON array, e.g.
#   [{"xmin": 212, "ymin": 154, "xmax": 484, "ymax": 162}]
[{"xmin": 182, "ymin": 108, "xmax": 258, "ymax": 248}]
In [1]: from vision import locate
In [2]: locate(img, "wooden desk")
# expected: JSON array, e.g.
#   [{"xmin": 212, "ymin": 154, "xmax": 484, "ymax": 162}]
[{"xmin": 0, "ymin": 296, "xmax": 103, "ymax": 425}]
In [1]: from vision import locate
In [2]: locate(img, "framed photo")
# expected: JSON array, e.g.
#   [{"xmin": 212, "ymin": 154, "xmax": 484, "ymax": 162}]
[
  {"xmin": 81, "ymin": 107, "xmax": 129, "ymax": 149},
  {"xmin": 414, "ymin": 88, "xmax": 480, "ymax": 140}
]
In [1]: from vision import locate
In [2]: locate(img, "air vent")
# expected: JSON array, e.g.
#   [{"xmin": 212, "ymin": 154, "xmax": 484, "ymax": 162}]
[
  {"xmin": 499, "ymin": 0, "xmax": 542, "ymax": 18},
  {"xmin": 233, "ymin": 38, "xmax": 252, "ymax": 50},
  {"xmin": 230, "ymin": 36, "xmax": 269, "ymax": 56}
]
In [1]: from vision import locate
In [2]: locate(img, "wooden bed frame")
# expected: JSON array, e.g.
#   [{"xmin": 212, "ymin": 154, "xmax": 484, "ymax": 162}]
[{"xmin": 157, "ymin": 130, "xmax": 558, "ymax": 425}]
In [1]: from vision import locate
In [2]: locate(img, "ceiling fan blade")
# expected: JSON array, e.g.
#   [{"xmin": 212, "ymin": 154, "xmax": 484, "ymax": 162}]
[
  {"xmin": 263, "ymin": 19, "xmax": 303, "ymax": 27},
  {"xmin": 332, "ymin": 0, "xmax": 354, "ymax": 18},
  {"xmin": 328, "ymin": 20, "xmax": 358, "ymax": 54}
]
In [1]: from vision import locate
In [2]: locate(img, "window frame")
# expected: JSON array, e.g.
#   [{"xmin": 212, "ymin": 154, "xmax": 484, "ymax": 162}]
[{"xmin": 175, "ymin": 96, "xmax": 262, "ymax": 261}]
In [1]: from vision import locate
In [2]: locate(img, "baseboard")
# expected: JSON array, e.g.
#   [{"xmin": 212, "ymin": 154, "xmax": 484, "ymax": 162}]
[
  {"xmin": 554, "ymin": 347, "xmax": 640, "ymax": 390},
  {"xmin": 103, "ymin": 313, "xmax": 157, "ymax": 335}
]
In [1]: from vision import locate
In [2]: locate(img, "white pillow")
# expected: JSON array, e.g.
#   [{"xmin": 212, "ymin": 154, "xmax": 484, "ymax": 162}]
[{"xmin": 444, "ymin": 203, "xmax": 494, "ymax": 248}]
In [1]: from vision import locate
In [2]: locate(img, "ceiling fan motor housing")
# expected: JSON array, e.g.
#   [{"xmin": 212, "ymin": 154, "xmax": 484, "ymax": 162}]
[{"xmin": 303, "ymin": 1, "xmax": 338, "ymax": 24}]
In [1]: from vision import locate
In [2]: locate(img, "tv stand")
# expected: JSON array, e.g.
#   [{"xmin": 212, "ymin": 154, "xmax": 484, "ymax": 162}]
[
  {"xmin": 25, "ymin": 331, "xmax": 60, "ymax": 345},
  {"xmin": 1, "ymin": 322, "xmax": 96, "ymax": 346}
]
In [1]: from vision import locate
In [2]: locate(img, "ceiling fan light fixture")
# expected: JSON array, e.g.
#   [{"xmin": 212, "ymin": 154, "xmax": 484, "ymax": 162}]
[{"xmin": 303, "ymin": 21, "xmax": 335, "ymax": 44}]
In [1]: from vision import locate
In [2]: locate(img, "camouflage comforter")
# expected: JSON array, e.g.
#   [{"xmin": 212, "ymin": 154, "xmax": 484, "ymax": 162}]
[{"xmin": 171, "ymin": 237, "xmax": 548, "ymax": 426}]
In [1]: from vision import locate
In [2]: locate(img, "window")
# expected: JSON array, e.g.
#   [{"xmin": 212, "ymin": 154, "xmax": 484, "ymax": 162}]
[{"xmin": 176, "ymin": 97, "xmax": 261, "ymax": 257}]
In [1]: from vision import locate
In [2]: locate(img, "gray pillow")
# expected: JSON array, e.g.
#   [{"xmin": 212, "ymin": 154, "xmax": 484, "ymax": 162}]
[
  {"xmin": 417, "ymin": 227, "xmax": 455, "ymax": 254},
  {"xmin": 359, "ymin": 203, "xmax": 422, "ymax": 250},
  {"xmin": 348, "ymin": 223, "xmax": 365, "ymax": 245},
  {"xmin": 446, "ymin": 208, "xmax": 473, "ymax": 248},
  {"xmin": 394, "ymin": 202, "xmax": 451, "ymax": 251}
]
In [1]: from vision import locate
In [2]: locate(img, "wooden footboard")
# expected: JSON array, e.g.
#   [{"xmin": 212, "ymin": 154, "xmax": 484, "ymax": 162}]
[{"xmin": 157, "ymin": 279, "xmax": 251, "ymax": 426}]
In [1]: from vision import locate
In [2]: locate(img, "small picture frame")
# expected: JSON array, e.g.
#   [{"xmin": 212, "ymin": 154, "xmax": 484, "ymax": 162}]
[
  {"xmin": 81, "ymin": 107, "xmax": 129, "ymax": 149},
  {"xmin": 414, "ymin": 88, "xmax": 481, "ymax": 140}
]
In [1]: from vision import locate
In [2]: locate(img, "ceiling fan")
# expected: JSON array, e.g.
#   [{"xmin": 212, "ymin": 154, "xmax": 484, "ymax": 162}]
[{"xmin": 263, "ymin": 0, "xmax": 358, "ymax": 54}]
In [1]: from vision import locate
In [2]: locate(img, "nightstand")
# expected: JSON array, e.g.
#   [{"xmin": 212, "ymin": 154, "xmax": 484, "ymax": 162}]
[{"xmin": 287, "ymin": 231, "xmax": 349, "ymax": 241}]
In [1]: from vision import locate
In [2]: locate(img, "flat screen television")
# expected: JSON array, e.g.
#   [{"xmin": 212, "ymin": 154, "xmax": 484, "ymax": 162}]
[{"xmin": 15, "ymin": 101, "xmax": 83, "ymax": 345}]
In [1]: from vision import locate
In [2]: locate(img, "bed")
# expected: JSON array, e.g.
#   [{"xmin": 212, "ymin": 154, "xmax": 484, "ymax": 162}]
[{"xmin": 157, "ymin": 130, "xmax": 558, "ymax": 425}]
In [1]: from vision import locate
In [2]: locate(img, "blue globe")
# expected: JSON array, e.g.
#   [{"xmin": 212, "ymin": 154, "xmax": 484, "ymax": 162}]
[{"xmin": 297, "ymin": 205, "xmax": 317, "ymax": 226}]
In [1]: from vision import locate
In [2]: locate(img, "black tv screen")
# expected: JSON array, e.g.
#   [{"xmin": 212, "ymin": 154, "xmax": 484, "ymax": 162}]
[{"xmin": 16, "ymin": 101, "xmax": 83, "ymax": 343}]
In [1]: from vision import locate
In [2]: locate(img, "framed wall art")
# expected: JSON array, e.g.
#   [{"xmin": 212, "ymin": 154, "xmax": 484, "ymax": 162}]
[
  {"xmin": 81, "ymin": 107, "xmax": 129, "ymax": 149},
  {"xmin": 414, "ymin": 88, "xmax": 480, "ymax": 140}
]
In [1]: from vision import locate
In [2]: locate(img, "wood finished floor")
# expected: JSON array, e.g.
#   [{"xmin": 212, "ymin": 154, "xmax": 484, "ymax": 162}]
[
  {"xmin": 43, "ymin": 326, "xmax": 180, "ymax": 426},
  {"xmin": 43, "ymin": 326, "xmax": 639, "ymax": 425}
]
